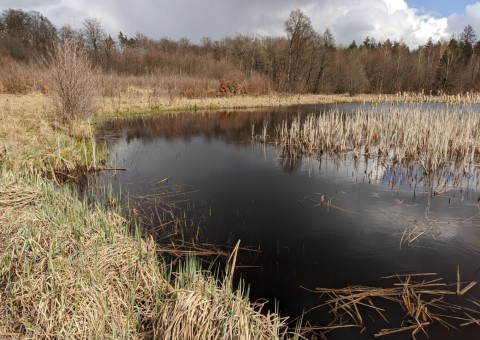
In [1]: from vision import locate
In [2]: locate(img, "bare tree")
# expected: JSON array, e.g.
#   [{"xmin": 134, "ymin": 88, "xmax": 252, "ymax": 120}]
[
  {"xmin": 341, "ymin": 51, "xmax": 368, "ymax": 96},
  {"xmin": 82, "ymin": 17, "xmax": 105, "ymax": 55},
  {"xmin": 40, "ymin": 39, "xmax": 98, "ymax": 122},
  {"xmin": 284, "ymin": 9, "xmax": 315, "ymax": 91}
]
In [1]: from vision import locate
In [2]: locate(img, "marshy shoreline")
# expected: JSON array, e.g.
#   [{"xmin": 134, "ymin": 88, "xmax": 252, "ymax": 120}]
[
  {"xmin": 0, "ymin": 92, "xmax": 310, "ymax": 339},
  {"xmin": 2, "ymin": 91, "xmax": 376, "ymax": 339},
  {"xmin": 2, "ymin": 91, "xmax": 480, "ymax": 339}
]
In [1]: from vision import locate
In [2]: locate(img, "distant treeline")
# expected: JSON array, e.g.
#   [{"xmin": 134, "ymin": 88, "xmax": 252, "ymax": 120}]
[{"xmin": 1, "ymin": 8, "xmax": 480, "ymax": 95}]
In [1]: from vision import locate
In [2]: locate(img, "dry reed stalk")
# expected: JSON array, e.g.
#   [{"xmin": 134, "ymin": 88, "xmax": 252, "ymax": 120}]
[
  {"xmin": 398, "ymin": 91, "xmax": 480, "ymax": 105},
  {"xmin": 399, "ymin": 219, "xmax": 440, "ymax": 248},
  {"xmin": 154, "ymin": 257, "xmax": 289, "ymax": 340}
]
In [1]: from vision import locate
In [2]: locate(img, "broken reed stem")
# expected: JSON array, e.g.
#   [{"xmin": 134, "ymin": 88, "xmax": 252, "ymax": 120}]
[{"xmin": 374, "ymin": 322, "xmax": 431, "ymax": 337}]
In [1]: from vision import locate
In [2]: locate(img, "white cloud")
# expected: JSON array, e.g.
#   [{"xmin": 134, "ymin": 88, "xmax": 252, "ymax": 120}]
[
  {"xmin": 447, "ymin": 2, "xmax": 480, "ymax": 40},
  {"xmin": 0, "ymin": 0, "xmax": 477, "ymax": 48},
  {"xmin": 303, "ymin": 0, "xmax": 448, "ymax": 47}
]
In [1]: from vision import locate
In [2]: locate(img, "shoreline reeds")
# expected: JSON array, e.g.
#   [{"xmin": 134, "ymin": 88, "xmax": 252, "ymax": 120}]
[{"xmin": 272, "ymin": 104, "xmax": 480, "ymax": 175}]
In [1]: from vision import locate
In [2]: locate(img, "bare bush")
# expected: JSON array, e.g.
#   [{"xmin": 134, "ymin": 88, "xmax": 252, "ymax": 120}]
[{"xmin": 40, "ymin": 39, "xmax": 98, "ymax": 122}]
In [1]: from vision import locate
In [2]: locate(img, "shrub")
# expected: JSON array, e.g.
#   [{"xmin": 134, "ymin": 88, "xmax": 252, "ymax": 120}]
[{"xmin": 40, "ymin": 39, "xmax": 98, "ymax": 122}]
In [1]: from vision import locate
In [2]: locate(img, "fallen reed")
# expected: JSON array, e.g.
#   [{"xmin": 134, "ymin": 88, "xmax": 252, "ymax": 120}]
[
  {"xmin": 305, "ymin": 271, "xmax": 479, "ymax": 338},
  {"xmin": 273, "ymin": 104, "xmax": 480, "ymax": 174}
]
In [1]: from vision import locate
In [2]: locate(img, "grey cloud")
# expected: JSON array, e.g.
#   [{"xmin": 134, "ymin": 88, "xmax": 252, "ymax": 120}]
[
  {"xmin": 0, "ymin": 0, "xmax": 60, "ymax": 8},
  {"xmin": 0, "ymin": 0, "xmax": 477, "ymax": 48}
]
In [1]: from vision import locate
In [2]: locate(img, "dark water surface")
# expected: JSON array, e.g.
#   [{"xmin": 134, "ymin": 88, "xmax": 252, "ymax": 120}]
[{"xmin": 94, "ymin": 104, "xmax": 480, "ymax": 339}]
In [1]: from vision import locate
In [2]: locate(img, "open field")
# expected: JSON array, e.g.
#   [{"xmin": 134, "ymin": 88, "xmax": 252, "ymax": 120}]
[{"xmin": 98, "ymin": 88, "xmax": 388, "ymax": 117}]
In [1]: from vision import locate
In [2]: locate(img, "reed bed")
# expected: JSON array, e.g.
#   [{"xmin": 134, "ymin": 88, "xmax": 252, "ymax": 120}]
[
  {"xmin": 398, "ymin": 91, "xmax": 480, "ymax": 105},
  {"xmin": 0, "ymin": 171, "xmax": 291, "ymax": 339},
  {"xmin": 273, "ymin": 105, "xmax": 480, "ymax": 174},
  {"xmin": 305, "ymin": 271, "xmax": 479, "ymax": 338}
]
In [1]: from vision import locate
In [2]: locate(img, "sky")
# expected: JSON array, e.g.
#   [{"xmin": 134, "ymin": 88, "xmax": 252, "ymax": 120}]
[{"xmin": 1, "ymin": 0, "xmax": 479, "ymax": 48}]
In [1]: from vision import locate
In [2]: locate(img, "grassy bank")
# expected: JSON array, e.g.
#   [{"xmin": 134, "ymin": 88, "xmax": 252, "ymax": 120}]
[
  {"xmin": 0, "ymin": 171, "xmax": 289, "ymax": 338},
  {"xmin": 0, "ymin": 92, "xmax": 294, "ymax": 338},
  {"xmin": 98, "ymin": 88, "xmax": 387, "ymax": 116},
  {"xmin": 0, "ymin": 92, "xmax": 106, "ymax": 175}
]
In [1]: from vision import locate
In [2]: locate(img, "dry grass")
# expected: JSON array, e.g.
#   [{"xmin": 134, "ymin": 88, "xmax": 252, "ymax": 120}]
[
  {"xmin": 154, "ymin": 257, "xmax": 289, "ymax": 340},
  {"xmin": 0, "ymin": 89, "xmax": 386, "ymax": 122},
  {"xmin": 98, "ymin": 86, "xmax": 384, "ymax": 116},
  {"xmin": 0, "ymin": 171, "xmax": 290, "ymax": 339},
  {"xmin": 0, "ymin": 93, "xmax": 105, "ymax": 175},
  {"xmin": 305, "ymin": 272, "xmax": 479, "ymax": 339},
  {"xmin": 0, "ymin": 171, "xmax": 168, "ymax": 338}
]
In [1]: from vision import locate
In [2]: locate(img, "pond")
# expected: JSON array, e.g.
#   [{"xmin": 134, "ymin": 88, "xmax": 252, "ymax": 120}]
[{"xmin": 92, "ymin": 104, "xmax": 480, "ymax": 339}]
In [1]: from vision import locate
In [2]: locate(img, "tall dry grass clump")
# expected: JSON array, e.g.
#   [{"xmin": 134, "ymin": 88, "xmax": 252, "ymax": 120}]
[
  {"xmin": 40, "ymin": 39, "xmax": 98, "ymax": 122},
  {"xmin": 0, "ymin": 171, "xmax": 290, "ymax": 339}
]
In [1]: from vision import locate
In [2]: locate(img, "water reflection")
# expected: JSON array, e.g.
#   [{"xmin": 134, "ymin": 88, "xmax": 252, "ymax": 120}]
[{"xmin": 94, "ymin": 105, "xmax": 480, "ymax": 339}]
